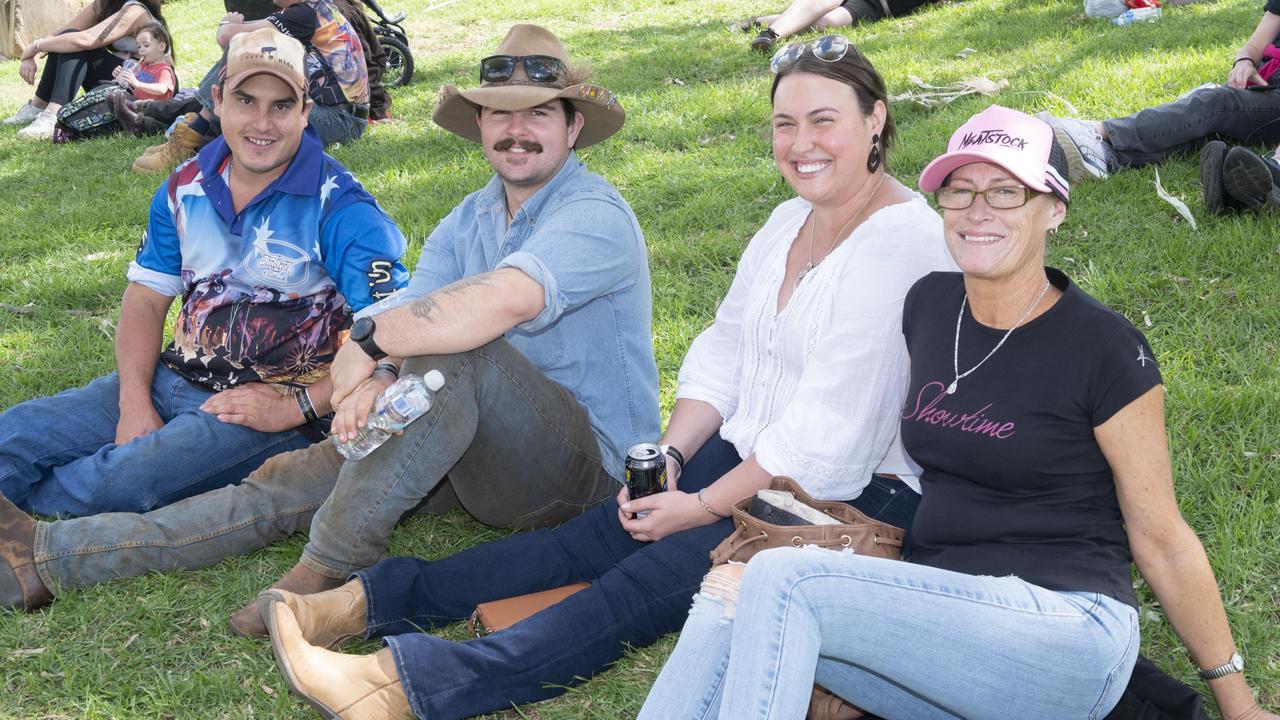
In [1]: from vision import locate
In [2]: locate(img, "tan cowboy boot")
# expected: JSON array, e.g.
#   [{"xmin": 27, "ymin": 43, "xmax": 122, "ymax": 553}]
[
  {"xmin": 263, "ymin": 599, "xmax": 411, "ymax": 720},
  {"xmin": 257, "ymin": 578, "xmax": 368, "ymax": 649},
  {"xmin": 0, "ymin": 493, "xmax": 53, "ymax": 611},
  {"xmin": 229, "ymin": 562, "xmax": 343, "ymax": 639},
  {"xmin": 132, "ymin": 115, "xmax": 205, "ymax": 173}
]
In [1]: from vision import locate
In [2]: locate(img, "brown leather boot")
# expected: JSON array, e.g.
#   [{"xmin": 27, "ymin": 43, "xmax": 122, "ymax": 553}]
[
  {"xmin": 263, "ymin": 599, "xmax": 411, "ymax": 720},
  {"xmin": 109, "ymin": 89, "xmax": 145, "ymax": 136},
  {"xmin": 132, "ymin": 115, "xmax": 205, "ymax": 173},
  {"xmin": 257, "ymin": 578, "xmax": 367, "ymax": 649},
  {"xmin": 229, "ymin": 562, "xmax": 343, "ymax": 639},
  {"xmin": 0, "ymin": 493, "xmax": 53, "ymax": 611}
]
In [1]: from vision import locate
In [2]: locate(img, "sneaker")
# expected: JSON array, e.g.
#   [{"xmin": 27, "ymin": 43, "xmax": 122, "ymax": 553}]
[
  {"xmin": 15, "ymin": 110, "xmax": 57, "ymax": 140},
  {"xmin": 751, "ymin": 28, "xmax": 779, "ymax": 54},
  {"xmin": 730, "ymin": 16, "xmax": 764, "ymax": 33},
  {"xmin": 1221, "ymin": 145, "xmax": 1280, "ymax": 209},
  {"xmin": 3, "ymin": 102, "xmax": 42, "ymax": 127},
  {"xmin": 1035, "ymin": 112, "xmax": 1114, "ymax": 181},
  {"xmin": 1199, "ymin": 141, "xmax": 1230, "ymax": 215}
]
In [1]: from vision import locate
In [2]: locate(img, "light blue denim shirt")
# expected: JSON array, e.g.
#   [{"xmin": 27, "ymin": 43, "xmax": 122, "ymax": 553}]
[{"xmin": 358, "ymin": 152, "xmax": 659, "ymax": 480}]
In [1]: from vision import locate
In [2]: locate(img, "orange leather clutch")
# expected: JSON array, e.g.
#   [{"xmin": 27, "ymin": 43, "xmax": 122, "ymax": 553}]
[{"xmin": 467, "ymin": 583, "xmax": 590, "ymax": 637}]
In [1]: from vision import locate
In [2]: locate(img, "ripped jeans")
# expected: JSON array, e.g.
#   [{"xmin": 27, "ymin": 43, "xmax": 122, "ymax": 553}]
[{"xmin": 639, "ymin": 548, "xmax": 1139, "ymax": 720}]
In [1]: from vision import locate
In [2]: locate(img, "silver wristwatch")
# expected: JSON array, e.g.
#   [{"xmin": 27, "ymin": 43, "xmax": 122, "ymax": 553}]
[{"xmin": 1198, "ymin": 652, "xmax": 1244, "ymax": 680}]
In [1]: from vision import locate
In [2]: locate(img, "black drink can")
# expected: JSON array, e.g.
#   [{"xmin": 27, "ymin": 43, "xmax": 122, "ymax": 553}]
[{"xmin": 625, "ymin": 443, "xmax": 667, "ymax": 518}]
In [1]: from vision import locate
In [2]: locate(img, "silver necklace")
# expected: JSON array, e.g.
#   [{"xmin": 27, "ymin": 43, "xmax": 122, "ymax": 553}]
[
  {"xmin": 796, "ymin": 173, "xmax": 886, "ymax": 288},
  {"xmin": 948, "ymin": 278, "xmax": 1051, "ymax": 395}
]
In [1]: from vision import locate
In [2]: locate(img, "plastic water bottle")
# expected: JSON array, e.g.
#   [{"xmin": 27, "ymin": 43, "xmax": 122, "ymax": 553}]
[
  {"xmin": 333, "ymin": 370, "xmax": 446, "ymax": 460},
  {"xmin": 1112, "ymin": 7, "xmax": 1161, "ymax": 25},
  {"xmin": 116, "ymin": 59, "xmax": 140, "ymax": 87}
]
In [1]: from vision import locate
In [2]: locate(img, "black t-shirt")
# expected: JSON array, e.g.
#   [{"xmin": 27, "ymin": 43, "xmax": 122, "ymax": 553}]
[
  {"xmin": 267, "ymin": 4, "xmax": 319, "ymax": 44},
  {"xmin": 1267, "ymin": 0, "xmax": 1279, "ymax": 16},
  {"xmin": 900, "ymin": 268, "xmax": 1162, "ymax": 608}
]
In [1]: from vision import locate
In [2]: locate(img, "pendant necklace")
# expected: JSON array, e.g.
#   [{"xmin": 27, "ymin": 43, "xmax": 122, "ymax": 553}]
[
  {"xmin": 795, "ymin": 173, "xmax": 886, "ymax": 289},
  {"xmin": 948, "ymin": 278, "xmax": 1051, "ymax": 395}
]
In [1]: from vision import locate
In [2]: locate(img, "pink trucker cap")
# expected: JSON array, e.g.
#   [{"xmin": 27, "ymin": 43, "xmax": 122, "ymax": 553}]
[{"xmin": 918, "ymin": 104, "xmax": 1070, "ymax": 204}]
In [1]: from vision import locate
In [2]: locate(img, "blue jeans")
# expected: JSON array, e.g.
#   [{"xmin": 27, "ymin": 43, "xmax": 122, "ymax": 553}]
[
  {"xmin": 26, "ymin": 339, "xmax": 609, "ymax": 596},
  {"xmin": 0, "ymin": 362, "xmax": 310, "ymax": 518},
  {"xmin": 196, "ymin": 58, "xmax": 366, "ymax": 145},
  {"xmin": 351, "ymin": 436, "xmax": 919, "ymax": 720},
  {"xmin": 640, "ymin": 548, "xmax": 1139, "ymax": 720},
  {"xmin": 1103, "ymin": 84, "xmax": 1280, "ymax": 169}
]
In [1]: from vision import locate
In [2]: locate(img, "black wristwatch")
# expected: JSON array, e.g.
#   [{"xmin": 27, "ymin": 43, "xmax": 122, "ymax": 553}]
[{"xmin": 349, "ymin": 317, "xmax": 387, "ymax": 360}]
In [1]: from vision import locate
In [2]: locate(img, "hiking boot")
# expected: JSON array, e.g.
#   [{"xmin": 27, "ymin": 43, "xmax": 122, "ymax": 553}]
[
  {"xmin": 751, "ymin": 28, "xmax": 779, "ymax": 54},
  {"xmin": 0, "ymin": 492, "xmax": 53, "ymax": 612},
  {"xmin": 1222, "ymin": 145, "xmax": 1280, "ymax": 209},
  {"xmin": 1035, "ymin": 112, "xmax": 1114, "ymax": 181},
  {"xmin": 229, "ymin": 562, "xmax": 344, "ymax": 639},
  {"xmin": 3, "ymin": 101, "xmax": 42, "ymax": 127},
  {"xmin": 132, "ymin": 117, "xmax": 205, "ymax": 173},
  {"xmin": 1199, "ymin": 141, "xmax": 1232, "ymax": 215},
  {"xmin": 15, "ymin": 109, "xmax": 57, "ymax": 140},
  {"xmin": 263, "ymin": 600, "xmax": 411, "ymax": 720},
  {"xmin": 139, "ymin": 111, "xmax": 196, "ymax": 156}
]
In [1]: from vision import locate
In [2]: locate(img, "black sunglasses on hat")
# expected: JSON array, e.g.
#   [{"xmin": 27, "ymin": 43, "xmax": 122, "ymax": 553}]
[{"xmin": 480, "ymin": 54, "xmax": 566, "ymax": 84}]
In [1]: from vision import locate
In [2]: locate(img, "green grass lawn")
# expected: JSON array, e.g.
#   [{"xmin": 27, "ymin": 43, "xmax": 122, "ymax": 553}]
[{"xmin": 2, "ymin": 0, "xmax": 1278, "ymax": 717}]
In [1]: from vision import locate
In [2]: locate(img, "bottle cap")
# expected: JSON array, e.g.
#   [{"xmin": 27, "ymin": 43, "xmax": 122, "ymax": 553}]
[{"xmin": 423, "ymin": 369, "xmax": 445, "ymax": 391}]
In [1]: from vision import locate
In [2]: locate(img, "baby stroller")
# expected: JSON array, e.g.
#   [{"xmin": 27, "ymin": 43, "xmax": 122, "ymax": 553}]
[{"xmin": 361, "ymin": 0, "xmax": 414, "ymax": 87}]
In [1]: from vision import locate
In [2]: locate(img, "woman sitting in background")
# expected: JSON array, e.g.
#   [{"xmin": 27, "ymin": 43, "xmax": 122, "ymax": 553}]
[
  {"xmin": 4, "ymin": 0, "xmax": 167, "ymax": 140},
  {"xmin": 639, "ymin": 104, "xmax": 1278, "ymax": 720}
]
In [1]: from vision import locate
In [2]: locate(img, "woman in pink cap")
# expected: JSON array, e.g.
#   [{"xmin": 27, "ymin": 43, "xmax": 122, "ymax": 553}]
[{"xmin": 639, "ymin": 105, "xmax": 1277, "ymax": 720}]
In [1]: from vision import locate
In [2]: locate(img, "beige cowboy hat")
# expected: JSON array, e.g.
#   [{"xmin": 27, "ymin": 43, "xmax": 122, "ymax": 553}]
[{"xmin": 432, "ymin": 24, "xmax": 625, "ymax": 148}]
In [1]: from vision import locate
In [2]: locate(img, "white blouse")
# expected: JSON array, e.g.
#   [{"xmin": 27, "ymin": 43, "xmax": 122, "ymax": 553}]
[{"xmin": 676, "ymin": 195, "xmax": 957, "ymax": 499}]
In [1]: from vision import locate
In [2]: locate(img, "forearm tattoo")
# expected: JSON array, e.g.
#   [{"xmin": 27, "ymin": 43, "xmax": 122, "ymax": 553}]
[{"xmin": 409, "ymin": 272, "xmax": 492, "ymax": 322}]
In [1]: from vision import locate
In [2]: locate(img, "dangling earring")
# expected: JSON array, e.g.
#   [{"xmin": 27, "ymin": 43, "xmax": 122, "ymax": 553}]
[{"xmin": 867, "ymin": 133, "xmax": 882, "ymax": 173}]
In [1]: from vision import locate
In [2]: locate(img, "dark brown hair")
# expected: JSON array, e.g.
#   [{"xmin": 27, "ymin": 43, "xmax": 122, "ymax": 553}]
[
  {"xmin": 134, "ymin": 21, "xmax": 175, "ymax": 62},
  {"xmin": 769, "ymin": 43, "xmax": 896, "ymax": 165},
  {"xmin": 93, "ymin": 0, "xmax": 168, "ymax": 36}
]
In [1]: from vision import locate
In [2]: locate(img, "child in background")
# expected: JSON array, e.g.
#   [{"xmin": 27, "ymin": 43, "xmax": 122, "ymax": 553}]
[
  {"xmin": 113, "ymin": 23, "xmax": 177, "ymax": 101},
  {"xmin": 53, "ymin": 22, "xmax": 180, "ymax": 141}
]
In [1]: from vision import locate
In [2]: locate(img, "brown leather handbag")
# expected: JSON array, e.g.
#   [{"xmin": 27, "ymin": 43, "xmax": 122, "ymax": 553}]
[
  {"xmin": 709, "ymin": 476, "xmax": 905, "ymax": 720},
  {"xmin": 709, "ymin": 477, "xmax": 904, "ymax": 565}
]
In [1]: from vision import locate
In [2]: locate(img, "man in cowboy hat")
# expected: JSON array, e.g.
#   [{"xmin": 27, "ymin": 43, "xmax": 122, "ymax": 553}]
[
  {"xmin": 0, "ymin": 24, "xmax": 659, "ymax": 630},
  {"xmin": 226, "ymin": 21, "xmax": 658, "ymax": 630}
]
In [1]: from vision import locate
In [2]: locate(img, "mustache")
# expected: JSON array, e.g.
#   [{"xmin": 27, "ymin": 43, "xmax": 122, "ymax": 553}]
[{"xmin": 493, "ymin": 138, "xmax": 543, "ymax": 153}]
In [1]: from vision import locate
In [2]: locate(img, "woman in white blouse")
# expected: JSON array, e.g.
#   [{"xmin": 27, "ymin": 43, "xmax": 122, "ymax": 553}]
[{"xmin": 247, "ymin": 36, "xmax": 954, "ymax": 720}]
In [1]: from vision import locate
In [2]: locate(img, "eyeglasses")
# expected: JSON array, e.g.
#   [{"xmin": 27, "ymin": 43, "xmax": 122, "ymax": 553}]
[
  {"xmin": 934, "ymin": 185, "xmax": 1040, "ymax": 210},
  {"xmin": 770, "ymin": 35, "xmax": 851, "ymax": 75},
  {"xmin": 480, "ymin": 54, "xmax": 566, "ymax": 84}
]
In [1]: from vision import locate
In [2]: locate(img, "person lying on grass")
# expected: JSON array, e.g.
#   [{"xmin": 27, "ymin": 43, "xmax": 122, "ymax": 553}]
[{"xmin": 1035, "ymin": 0, "xmax": 1280, "ymax": 216}]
